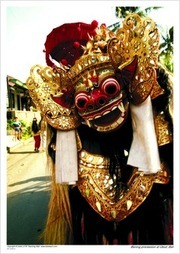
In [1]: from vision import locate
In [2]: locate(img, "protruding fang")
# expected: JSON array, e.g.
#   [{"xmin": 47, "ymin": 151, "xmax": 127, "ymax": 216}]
[
  {"xmin": 118, "ymin": 102, "xmax": 125, "ymax": 113},
  {"xmin": 85, "ymin": 120, "xmax": 91, "ymax": 127}
]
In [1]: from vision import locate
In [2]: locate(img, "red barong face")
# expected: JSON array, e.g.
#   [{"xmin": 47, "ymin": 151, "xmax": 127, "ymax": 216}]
[{"xmin": 74, "ymin": 70, "xmax": 129, "ymax": 132}]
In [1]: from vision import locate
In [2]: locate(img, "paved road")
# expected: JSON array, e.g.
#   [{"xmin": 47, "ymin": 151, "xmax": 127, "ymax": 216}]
[{"xmin": 7, "ymin": 138, "xmax": 51, "ymax": 245}]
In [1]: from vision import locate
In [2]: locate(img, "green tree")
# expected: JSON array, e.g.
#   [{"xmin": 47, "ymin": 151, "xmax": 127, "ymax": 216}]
[{"xmin": 159, "ymin": 27, "xmax": 173, "ymax": 72}]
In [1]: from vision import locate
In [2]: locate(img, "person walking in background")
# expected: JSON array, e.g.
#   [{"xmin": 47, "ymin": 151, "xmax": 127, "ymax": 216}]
[
  {"xmin": 12, "ymin": 116, "xmax": 22, "ymax": 141},
  {"xmin": 32, "ymin": 117, "xmax": 41, "ymax": 152}
]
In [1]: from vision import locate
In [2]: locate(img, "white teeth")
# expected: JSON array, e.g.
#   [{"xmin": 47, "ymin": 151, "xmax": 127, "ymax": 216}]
[
  {"xmin": 117, "ymin": 116, "xmax": 124, "ymax": 125},
  {"xmin": 96, "ymin": 116, "xmax": 125, "ymax": 132},
  {"xmin": 118, "ymin": 102, "xmax": 125, "ymax": 113},
  {"xmin": 94, "ymin": 115, "xmax": 101, "ymax": 119},
  {"xmin": 110, "ymin": 117, "xmax": 124, "ymax": 129},
  {"xmin": 84, "ymin": 101, "xmax": 126, "ymax": 128},
  {"xmin": 103, "ymin": 110, "xmax": 110, "ymax": 116},
  {"xmin": 112, "ymin": 106, "xmax": 117, "ymax": 111}
]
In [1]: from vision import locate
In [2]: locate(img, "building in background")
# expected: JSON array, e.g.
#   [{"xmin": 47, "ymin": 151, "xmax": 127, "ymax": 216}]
[
  {"xmin": 7, "ymin": 75, "xmax": 32, "ymax": 111},
  {"xmin": 6, "ymin": 75, "xmax": 40, "ymax": 126}
]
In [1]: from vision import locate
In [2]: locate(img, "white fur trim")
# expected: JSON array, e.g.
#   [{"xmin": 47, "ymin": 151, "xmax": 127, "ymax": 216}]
[
  {"xmin": 127, "ymin": 96, "xmax": 161, "ymax": 174},
  {"xmin": 55, "ymin": 129, "xmax": 78, "ymax": 184}
]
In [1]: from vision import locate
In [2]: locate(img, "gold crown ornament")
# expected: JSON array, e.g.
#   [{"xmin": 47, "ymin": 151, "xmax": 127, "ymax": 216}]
[{"xmin": 26, "ymin": 13, "xmax": 164, "ymax": 131}]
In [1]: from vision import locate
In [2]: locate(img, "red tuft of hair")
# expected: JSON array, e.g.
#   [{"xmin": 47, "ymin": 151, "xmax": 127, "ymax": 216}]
[{"xmin": 44, "ymin": 21, "xmax": 99, "ymax": 67}]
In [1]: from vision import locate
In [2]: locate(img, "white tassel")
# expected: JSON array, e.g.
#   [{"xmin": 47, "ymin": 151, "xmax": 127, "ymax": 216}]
[
  {"xmin": 55, "ymin": 129, "xmax": 78, "ymax": 184},
  {"xmin": 127, "ymin": 96, "xmax": 161, "ymax": 174}
]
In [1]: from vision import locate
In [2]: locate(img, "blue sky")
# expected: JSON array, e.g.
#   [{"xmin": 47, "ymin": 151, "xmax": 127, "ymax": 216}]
[{"xmin": 1, "ymin": 1, "xmax": 179, "ymax": 83}]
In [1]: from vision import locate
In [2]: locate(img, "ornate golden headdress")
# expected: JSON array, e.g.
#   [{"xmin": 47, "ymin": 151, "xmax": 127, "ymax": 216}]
[{"xmin": 26, "ymin": 14, "xmax": 164, "ymax": 130}]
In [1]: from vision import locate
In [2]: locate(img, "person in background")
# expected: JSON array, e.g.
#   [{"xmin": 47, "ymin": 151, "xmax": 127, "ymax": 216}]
[
  {"xmin": 31, "ymin": 117, "xmax": 41, "ymax": 152},
  {"xmin": 12, "ymin": 116, "xmax": 21, "ymax": 141}
]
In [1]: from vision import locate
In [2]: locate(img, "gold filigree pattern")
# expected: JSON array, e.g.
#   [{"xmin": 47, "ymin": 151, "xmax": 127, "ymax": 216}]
[
  {"xmin": 155, "ymin": 112, "xmax": 173, "ymax": 146},
  {"xmin": 77, "ymin": 149, "xmax": 169, "ymax": 222},
  {"xmin": 26, "ymin": 65, "xmax": 81, "ymax": 130},
  {"xmin": 108, "ymin": 14, "xmax": 163, "ymax": 104},
  {"xmin": 69, "ymin": 54, "xmax": 113, "ymax": 89}
]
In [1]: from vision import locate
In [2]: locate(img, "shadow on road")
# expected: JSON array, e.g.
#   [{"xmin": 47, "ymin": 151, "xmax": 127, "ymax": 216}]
[
  {"xmin": 8, "ymin": 151, "xmax": 38, "ymax": 154},
  {"xmin": 8, "ymin": 176, "xmax": 51, "ymax": 187},
  {"xmin": 7, "ymin": 176, "xmax": 51, "ymax": 245}
]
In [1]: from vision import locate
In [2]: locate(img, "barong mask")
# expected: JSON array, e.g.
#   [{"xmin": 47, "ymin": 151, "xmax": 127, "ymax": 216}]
[
  {"xmin": 27, "ymin": 14, "xmax": 163, "ymax": 131},
  {"xmin": 26, "ymin": 14, "xmax": 172, "ymax": 222}
]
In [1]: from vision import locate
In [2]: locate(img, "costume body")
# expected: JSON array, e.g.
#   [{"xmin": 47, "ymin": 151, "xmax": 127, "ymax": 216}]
[{"xmin": 26, "ymin": 14, "xmax": 173, "ymax": 245}]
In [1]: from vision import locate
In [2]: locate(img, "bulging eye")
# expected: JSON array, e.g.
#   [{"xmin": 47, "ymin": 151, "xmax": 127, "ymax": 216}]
[
  {"xmin": 101, "ymin": 78, "xmax": 120, "ymax": 97},
  {"xmin": 75, "ymin": 93, "xmax": 89, "ymax": 110}
]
